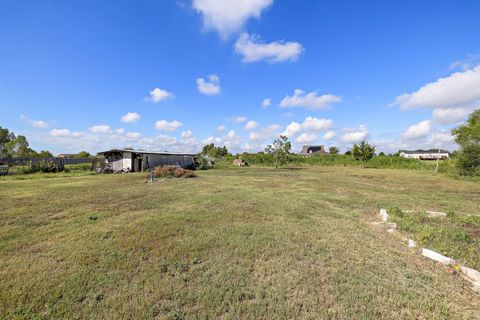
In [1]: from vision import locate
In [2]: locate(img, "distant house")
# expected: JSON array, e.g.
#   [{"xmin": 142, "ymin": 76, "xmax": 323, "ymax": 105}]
[
  {"xmin": 97, "ymin": 149, "xmax": 196, "ymax": 172},
  {"xmin": 233, "ymin": 159, "xmax": 248, "ymax": 166},
  {"xmin": 57, "ymin": 153, "xmax": 74, "ymax": 158},
  {"xmin": 299, "ymin": 145, "xmax": 326, "ymax": 156},
  {"xmin": 399, "ymin": 149, "xmax": 450, "ymax": 160}
]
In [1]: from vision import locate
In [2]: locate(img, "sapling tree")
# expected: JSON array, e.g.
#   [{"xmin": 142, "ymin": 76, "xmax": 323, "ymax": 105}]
[
  {"xmin": 352, "ymin": 140, "xmax": 375, "ymax": 167},
  {"xmin": 265, "ymin": 135, "xmax": 291, "ymax": 169},
  {"xmin": 329, "ymin": 146, "xmax": 340, "ymax": 154}
]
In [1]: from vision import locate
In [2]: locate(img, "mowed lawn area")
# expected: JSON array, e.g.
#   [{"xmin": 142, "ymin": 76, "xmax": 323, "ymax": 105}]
[{"xmin": 1, "ymin": 167, "xmax": 479, "ymax": 319}]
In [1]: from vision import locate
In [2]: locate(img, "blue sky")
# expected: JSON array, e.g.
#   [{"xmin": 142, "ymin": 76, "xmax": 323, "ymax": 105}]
[{"xmin": 1, "ymin": 0, "xmax": 479, "ymax": 154}]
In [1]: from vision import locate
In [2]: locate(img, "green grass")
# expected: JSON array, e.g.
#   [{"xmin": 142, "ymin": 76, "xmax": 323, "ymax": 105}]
[{"xmin": 1, "ymin": 166, "xmax": 479, "ymax": 319}]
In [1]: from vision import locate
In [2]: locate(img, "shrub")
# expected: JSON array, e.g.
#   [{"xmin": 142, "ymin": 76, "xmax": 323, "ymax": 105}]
[
  {"xmin": 34, "ymin": 159, "xmax": 62, "ymax": 173},
  {"xmin": 456, "ymin": 144, "xmax": 480, "ymax": 176},
  {"xmin": 17, "ymin": 165, "xmax": 37, "ymax": 174},
  {"xmin": 387, "ymin": 205, "xmax": 403, "ymax": 218},
  {"xmin": 196, "ymin": 156, "xmax": 213, "ymax": 170},
  {"xmin": 154, "ymin": 166, "xmax": 196, "ymax": 178}
]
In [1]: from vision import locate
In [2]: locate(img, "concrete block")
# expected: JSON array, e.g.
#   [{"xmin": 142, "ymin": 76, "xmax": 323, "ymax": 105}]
[
  {"xmin": 425, "ymin": 210, "xmax": 447, "ymax": 218},
  {"xmin": 460, "ymin": 266, "xmax": 480, "ymax": 283},
  {"xmin": 380, "ymin": 208, "xmax": 389, "ymax": 222},
  {"xmin": 422, "ymin": 248, "xmax": 455, "ymax": 265},
  {"xmin": 387, "ymin": 229, "xmax": 395, "ymax": 233},
  {"xmin": 472, "ymin": 282, "xmax": 480, "ymax": 293},
  {"xmin": 408, "ymin": 239, "xmax": 417, "ymax": 248}
]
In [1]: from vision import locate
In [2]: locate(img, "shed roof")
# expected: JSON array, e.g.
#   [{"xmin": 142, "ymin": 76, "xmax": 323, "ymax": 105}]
[{"xmin": 97, "ymin": 149, "xmax": 197, "ymax": 156}]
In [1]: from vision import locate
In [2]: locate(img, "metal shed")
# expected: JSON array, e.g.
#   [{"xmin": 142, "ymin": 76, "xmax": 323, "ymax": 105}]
[{"xmin": 97, "ymin": 149, "xmax": 196, "ymax": 172}]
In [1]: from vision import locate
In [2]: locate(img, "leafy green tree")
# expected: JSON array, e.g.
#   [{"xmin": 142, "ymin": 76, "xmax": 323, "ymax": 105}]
[
  {"xmin": 4, "ymin": 135, "xmax": 36, "ymax": 157},
  {"xmin": 72, "ymin": 151, "xmax": 91, "ymax": 158},
  {"xmin": 265, "ymin": 135, "xmax": 291, "ymax": 169},
  {"xmin": 452, "ymin": 109, "xmax": 480, "ymax": 175},
  {"xmin": 329, "ymin": 146, "xmax": 340, "ymax": 154},
  {"xmin": 352, "ymin": 141, "xmax": 375, "ymax": 167},
  {"xmin": 200, "ymin": 144, "xmax": 230, "ymax": 158},
  {"xmin": 452, "ymin": 109, "xmax": 480, "ymax": 146},
  {"xmin": 37, "ymin": 150, "xmax": 54, "ymax": 158},
  {"xmin": 0, "ymin": 126, "xmax": 14, "ymax": 157},
  {"xmin": 217, "ymin": 146, "xmax": 229, "ymax": 157},
  {"xmin": 378, "ymin": 152, "xmax": 385, "ymax": 156},
  {"xmin": 456, "ymin": 144, "xmax": 480, "ymax": 176}
]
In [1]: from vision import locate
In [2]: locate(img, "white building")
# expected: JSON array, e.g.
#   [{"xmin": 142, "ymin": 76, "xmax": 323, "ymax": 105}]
[{"xmin": 399, "ymin": 150, "xmax": 449, "ymax": 160}]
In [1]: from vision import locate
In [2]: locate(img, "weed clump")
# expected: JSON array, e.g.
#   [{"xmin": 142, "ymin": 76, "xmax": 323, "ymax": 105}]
[
  {"xmin": 153, "ymin": 166, "xmax": 196, "ymax": 178},
  {"xmin": 387, "ymin": 205, "xmax": 403, "ymax": 218}
]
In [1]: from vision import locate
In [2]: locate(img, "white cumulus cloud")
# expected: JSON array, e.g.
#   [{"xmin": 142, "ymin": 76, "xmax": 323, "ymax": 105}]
[
  {"xmin": 20, "ymin": 114, "xmax": 49, "ymax": 128},
  {"xmin": 192, "ymin": 0, "xmax": 273, "ymax": 38},
  {"xmin": 197, "ymin": 74, "xmax": 221, "ymax": 95},
  {"xmin": 125, "ymin": 132, "xmax": 142, "ymax": 141},
  {"xmin": 449, "ymin": 53, "xmax": 480, "ymax": 71},
  {"xmin": 323, "ymin": 130, "xmax": 336, "ymax": 140},
  {"xmin": 280, "ymin": 89, "xmax": 342, "ymax": 110},
  {"xmin": 50, "ymin": 129, "xmax": 82, "ymax": 138},
  {"xmin": 283, "ymin": 117, "xmax": 333, "ymax": 138},
  {"xmin": 390, "ymin": 66, "xmax": 480, "ymax": 110},
  {"xmin": 234, "ymin": 33, "xmax": 304, "ymax": 63},
  {"xmin": 234, "ymin": 115, "xmax": 247, "ymax": 123},
  {"xmin": 217, "ymin": 125, "xmax": 226, "ymax": 132},
  {"xmin": 245, "ymin": 120, "xmax": 258, "ymax": 131},
  {"xmin": 340, "ymin": 125, "xmax": 368, "ymax": 143},
  {"xmin": 296, "ymin": 133, "xmax": 318, "ymax": 144},
  {"xmin": 402, "ymin": 120, "xmax": 432, "ymax": 140},
  {"xmin": 262, "ymin": 98, "xmax": 272, "ymax": 107},
  {"xmin": 181, "ymin": 130, "xmax": 193, "ymax": 139},
  {"xmin": 155, "ymin": 120, "xmax": 183, "ymax": 131},
  {"xmin": 432, "ymin": 107, "xmax": 475, "ymax": 125},
  {"xmin": 283, "ymin": 121, "xmax": 302, "ymax": 137},
  {"xmin": 121, "ymin": 112, "xmax": 141, "ymax": 123},
  {"xmin": 89, "ymin": 125, "xmax": 111, "ymax": 134},
  {"xmin": 249, "ymin": 124, "xmax": 281, "ymax": 142},
  {"xmin": 148, "ymin": 88, "xmax": 173, "ymax": 103},
  {"xmin": 302, "ymin": 117, "xmax": 333, "ymax": 131}
]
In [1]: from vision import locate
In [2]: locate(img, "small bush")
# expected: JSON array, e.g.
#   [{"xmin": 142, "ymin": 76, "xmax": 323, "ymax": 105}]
[
  {"xmin": 387, "ymin": 205, "xmax": 403, "ymax": 218},
  {"xmin": 17, "ymin": 165, "xmax": 38, "ymax": 174},
  {"xmin": 456, "ymin": 144, "xmax": 480, "ymax": 176},
  {"xmin": 453, "ymin": 230, "xmax": 470, "ymax": 242},
  {"xmin": 196, "ymin": 157, "xmax": 213, "ymax": 170},
  {"xmin": 154, "ymin": 166, "xmax": 196, "ymax": 178},
  {"xmin": 34, "ymin": 160, "xmax": 62, "ymax": 173}
]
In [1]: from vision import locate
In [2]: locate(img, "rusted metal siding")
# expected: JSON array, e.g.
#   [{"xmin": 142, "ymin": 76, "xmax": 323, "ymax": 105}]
[{"xmin": 143, "ymin": 154, "xmax": 195, "ymax": 170}]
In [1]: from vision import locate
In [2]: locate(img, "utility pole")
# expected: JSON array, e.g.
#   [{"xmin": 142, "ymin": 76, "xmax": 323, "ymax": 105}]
[{"xmin": 435, "ymin": 144, "xmax": 444, "ymax": 173}]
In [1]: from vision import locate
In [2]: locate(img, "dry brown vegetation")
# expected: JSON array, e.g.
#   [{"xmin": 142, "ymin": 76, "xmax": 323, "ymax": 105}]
[{"xmin": 153, "ymin": 166, "xmax": 197, "ymax": 178}]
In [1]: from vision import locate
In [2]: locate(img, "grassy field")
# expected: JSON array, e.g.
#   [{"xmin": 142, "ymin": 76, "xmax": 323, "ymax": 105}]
[{"xmin": 1, "ymin": 166, "xmax": 479, "ymax": 319}]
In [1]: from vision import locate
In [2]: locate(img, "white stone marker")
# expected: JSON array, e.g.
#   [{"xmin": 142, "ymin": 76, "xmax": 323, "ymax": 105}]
[
  {"xmin": 425, "ymin": 211, "xmax": 447, "ymax": 218},
  {"xmin": 422, "ymin": 248, "xmax": 455, "ymax": 265},
  {"xmin": 380, "ymin": 208, "xmax": 389, "ymax": 222},
  {"xmin": 408, "ymin": 239, "xmax": 417, "ymax": 248},
  {"xmin": 460, "ymin": 266, "xmax": 480, "ymax": 283}
]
